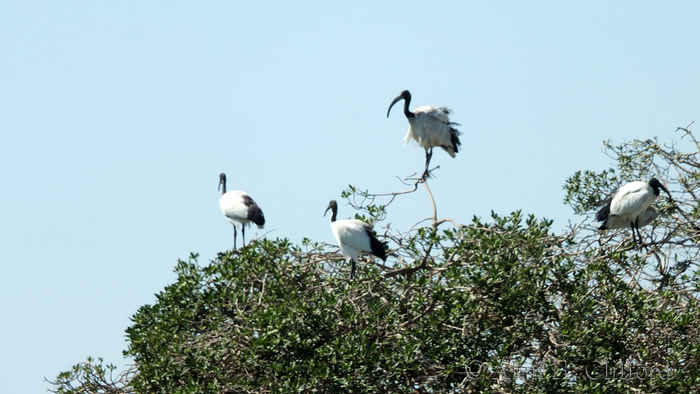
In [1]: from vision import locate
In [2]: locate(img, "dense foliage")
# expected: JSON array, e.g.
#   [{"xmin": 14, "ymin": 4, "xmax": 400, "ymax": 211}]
[{"xmin": 50, "ymin": 128, "xmax": 700, "ymax": 393}]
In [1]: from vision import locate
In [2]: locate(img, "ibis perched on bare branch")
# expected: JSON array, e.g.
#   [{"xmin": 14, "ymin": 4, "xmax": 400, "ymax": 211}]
[
  {"xmin": 387, "ymin": 90, "xmax": 462, "ymax": 179},
  {"xmin": 218, "ymin": 173, "xmax": 265, "ymax": 250},
  {"xmin": 596, "ymin": 178, "xmax": 669, "ymax": 245},
  {"xmin": 325, "ymin": 200, "xmax": 387, "ymax": 279}
]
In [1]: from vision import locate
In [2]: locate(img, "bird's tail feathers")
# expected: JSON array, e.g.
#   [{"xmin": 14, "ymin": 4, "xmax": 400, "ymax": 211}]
[
  {"xmin": 449, "ymin": 126, "xmax": 461, "ymax": 154},
  {"xmin": 595, "ymin": 204, "xmax": 611, "ymax": 222},
  {"xmin": 250, "ymin": 208, "xmax": 265, "ymax": 228},
  {"xmin": 369, "ymin": 235, "xmax": 387, "ymax": 261}
]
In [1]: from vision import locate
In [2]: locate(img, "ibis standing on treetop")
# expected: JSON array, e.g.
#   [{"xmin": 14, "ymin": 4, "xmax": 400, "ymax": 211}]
[
  {"xmin": 325, "ymin": 200, "xmax": 387, "ymax": 279},
  {"xmin": 386, "ymin": 90, "xmax": 462, "ymax": 179},
  {"xmin": 218, "ymin": 173, "xmax": 265, "ymax": 250},
  {"xmin": 596, "ymin": 178, "xmax": 669, "ymax": 246}
]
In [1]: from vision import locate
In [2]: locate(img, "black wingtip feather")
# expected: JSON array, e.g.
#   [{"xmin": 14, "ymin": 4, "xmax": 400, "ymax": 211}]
[
  {"xmin": 450, "ymin": 127, "xmax": 462, "ymax": 153},
  {"xmin": 250, "ymin": 207, "xmax": 265, "ymax": 228},
  {"xmin": 253, "ymin": 213, "xmax": 265, "ymax": 228},
  {"xmin": 595, "ymin": 202, "xmax": 610, "ymax": 223},
  {"xmin": 368, "ymin": 231, "xmax": 387, "ymax": 261},
  {"xmin": 241, "ymin": 195, "xmax": 265, "ymax": 228}
]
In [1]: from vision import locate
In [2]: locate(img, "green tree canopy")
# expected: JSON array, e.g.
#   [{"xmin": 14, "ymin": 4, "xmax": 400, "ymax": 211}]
[{"xmin": 50, "ymin": 127, "xmax": 700, "ymax": 393}]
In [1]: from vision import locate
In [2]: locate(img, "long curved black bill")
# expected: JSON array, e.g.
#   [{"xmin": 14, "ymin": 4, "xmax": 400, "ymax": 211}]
[{"xmin": 387, "ymin": 95, "xmax": 403, "ymax": 118}]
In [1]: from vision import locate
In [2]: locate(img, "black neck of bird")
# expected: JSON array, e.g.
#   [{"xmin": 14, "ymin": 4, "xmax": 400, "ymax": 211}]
[
  {"xmin": 403, "ymin": 98, "xmax": 414, "ymax": 118},
  {"xmin": 329, "ymin": 206, "xmax": 337, "ymax": 222},
  {"xmin": 220, "ymin": 179, "xmax": 227, "ymax": 195}
]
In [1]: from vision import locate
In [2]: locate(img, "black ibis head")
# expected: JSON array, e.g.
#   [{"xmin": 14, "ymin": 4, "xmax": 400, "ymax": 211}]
[
  {"xmin": 324, "ymin": 200, "xmax": 338, "ymax": 216},
  {"xmin": 649, "ymin": 178, "xmax": 670, "ymax": 196},
  {"xmin": 387, "ymin": 90, "xmax": 413, "ymax": 118},
  {"xmin": 218, "ymin": 173, "xmax": 227, "ymax": 192},
  {"xmin": 325, "ymin": 200, "xmax": 338, "ymax": 221}
]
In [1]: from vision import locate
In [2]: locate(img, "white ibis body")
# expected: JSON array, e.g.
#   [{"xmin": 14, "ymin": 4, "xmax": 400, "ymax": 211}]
[
  {"xmin": 325, "ymin": 200, "xmax": 387, "ymax": 279},
  {"xmin": 387, "ymin": 90, "xmax": 462, "ymax": 179},
  {"xmin": 603, "ymin": 206, "xmax": 659, "ymax": 230},
  {"xmin": 218, "ymin": 173, "xmax": 265, "ymax": 250},
  {"xmin": 596, "ymin": 178, "xmax": 669, "ymax": 245}
]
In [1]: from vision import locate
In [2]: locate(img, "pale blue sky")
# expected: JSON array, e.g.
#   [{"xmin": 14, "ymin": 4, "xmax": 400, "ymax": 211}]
[{"xmin": 2, "ymin": 2, "xmax": 700, "ymax": 392}]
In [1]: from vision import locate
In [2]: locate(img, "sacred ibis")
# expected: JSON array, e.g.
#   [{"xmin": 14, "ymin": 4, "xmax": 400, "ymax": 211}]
[
  {"xmin": 218, "ymin": 173, "xmax": 265, "ymax": 250},
  {"xmin": 386, "ymin": 90, "xmax": 462, "ymax": 179},
  {"xmin": 596, "ymin": 178, "xmax": 669, "ymax": 245},
  {"xmin": 325, "ymin": 200, "xmax": 387, "ymax": 279}
]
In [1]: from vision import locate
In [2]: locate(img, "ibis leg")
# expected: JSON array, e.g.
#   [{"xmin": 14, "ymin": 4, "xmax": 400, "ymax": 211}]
[
  {"xmin": 629, "ymin": 220, "xmax": 638, "ymax": 247},
  {"xmin": 632, "ymin": 219, "xmax": 643, "ymax": 247},
  {"xmin": 634, "ymin": 219, "xmax": 646, "ymax": 248},
  {"xmin": 350, "ymin": 259, "xmax": 356, "ymax": 279},
  {"xmin": 233, "ymin": 225, "xmax": 238, "ymax": 250},
  {"xmin": 242, "ymin": 225, "xmax": 246, "ymax": 247},
  {"xmin": 423, "ymin": 148, "xmax": 434, "ymax": 179}
]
